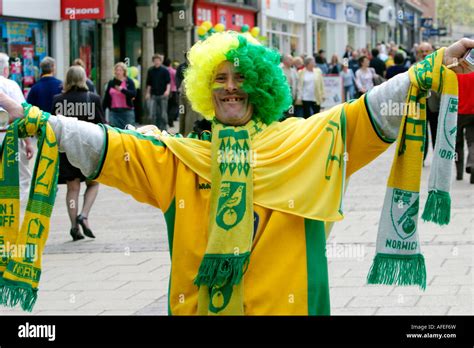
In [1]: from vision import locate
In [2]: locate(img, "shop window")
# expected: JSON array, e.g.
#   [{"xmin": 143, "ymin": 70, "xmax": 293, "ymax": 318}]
[
  {"xmin": 70, "ymin": 20, "xmax": 99, "ymax": 88},
  {"xmin": 0, "ymin": 19, "xmax": 49, "ymax": 94},
  {"xmin": 271, "ymin": 33, "xmax": 280, "ymax": 50}
]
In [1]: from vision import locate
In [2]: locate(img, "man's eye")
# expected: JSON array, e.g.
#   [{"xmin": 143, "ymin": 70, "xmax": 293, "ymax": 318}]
[
  {"xmin": 215, "ymin": 76, "xmax": 226, "ymax": 82},
  {"xmin": 235, "ymin": 75, "xmax": 245, "ymax": 82}
]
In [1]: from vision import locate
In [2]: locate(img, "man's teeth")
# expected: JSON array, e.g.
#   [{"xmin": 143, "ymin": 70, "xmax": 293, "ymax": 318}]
[{"xmin": 223, "ymin": 97, "xmax": 243, "ymax": 102}]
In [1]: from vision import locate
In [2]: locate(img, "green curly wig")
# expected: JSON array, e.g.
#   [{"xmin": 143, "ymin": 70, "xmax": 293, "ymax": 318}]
[{"xmin": 184, "ymin": 31, "xmax": 292, "ymax": 125}]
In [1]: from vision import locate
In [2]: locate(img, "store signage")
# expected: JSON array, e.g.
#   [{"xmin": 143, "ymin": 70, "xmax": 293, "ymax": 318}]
[
  {"xmin": 312, "ymin": 0, "xmax": 336, "ymax": 19},
  {"xmin": 2, "ymin": 0, "xmax": 61, "ymax": 20},
  {"xmin": 61, "ymin": 0, "xmax": 105, "ymax": 20},
  {"xmin": 194, "ymin": 2, "xmax": 255, "ymax": 30},
  {"xmin": 265, "ymin": 0, "xmax": 305, "ymax": 23},
  {"xmin": 421, "ymin": 17, "xmax": 433, "ymax": 28},
  {"xmin": 196, "ymin": 7, "xmax": 212, "ymax": 23},
  {"xmin": 438, "ymin": 27, "xmax": 447, "ymax": 36},
  {"xmin": 345, "ymin": 5, "xmax": 361, "ymax": 24}
]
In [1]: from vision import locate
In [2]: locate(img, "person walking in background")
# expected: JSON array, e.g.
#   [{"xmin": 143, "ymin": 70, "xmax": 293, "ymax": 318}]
[
  {"xmin": 386, "ymin": 53, "xmax": 408, "ymax": 79},
  {"xmin": 72, "ymin": 58, "xmax": 95, "ymax": 93},
  {"xmin": 26, "ymin": 56, "xmax": 62, "ymax": 113},
  {"xmin": 315, "ymin": 49, "xmax": 329, "ymax": 74},
  {"xmin": 0, "ymin": 52, "xmax": 34, "ymax": 203},
  {"xmin": 53, "ymin": 66, "xmax": 105, "ymax": 241},
  {"xmin": 296, "ymin": 56, "xmax": 325, "ymax": 118},
  {"xmin": 370, "ymin": 48, "xmax": 386, "ymax": 77},
  {"xmin": 355, "ymin": 55, "xmax": 376, "ymax": 96},
  {"xmin": 103, "ymin": 62, "xmax": 136, "ymax": 129},
  {"xmin": 348, "ymin": 50, "xmax": 360, "ymax": 74},
  {"xmin": 163, "ymin": 57, "xmax": 178, "ymax": 128},
  {"xmin": 329, "ymin": 54, "xmax": 342, "ymax": 74},
  {"xmin": 146, "ymin": 54, "xmax": 170, "ymax": 131},
  {"xmin": 292, "ymin": 56, "xmax": 304, "ymax": 117},
  {"xmin": 340, "ymin": 61, "xmax": 355, "ymax": 101},
  {"xmin": 343, "ymin": 45, "xmax": 353, "ymax": 59},
  {"xmin": 456, "ymin": 72, "xmax": 474, "ymax": 183},
  {"xmin": 293, "ymin": 56, "xmax": 304, "ymax": 71},
  {"xmin": 281, "ymin": 54, "xmax": 297, "ymax": 116}
]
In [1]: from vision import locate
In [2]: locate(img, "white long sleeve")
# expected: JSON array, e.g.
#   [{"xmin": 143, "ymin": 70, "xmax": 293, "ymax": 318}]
[
  {"xmin": 365, "ymin": 72, "xmax": 411, "ymax": 141},
  {"xmin": 48, "ymin": 115, "xmax": 105, "ymax": 178}
]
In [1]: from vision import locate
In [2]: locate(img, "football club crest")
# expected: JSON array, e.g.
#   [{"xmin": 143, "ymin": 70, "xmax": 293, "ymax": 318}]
[
  {"xmin": 216, "ymin": 181, "xmax": 246, "ymax": 231},
  {"xmin": 390, "ymin": 189, "xmax": 419, "ymax": 240},
  {"xmin": 444, "ymin": 97, "xmax": 458, "ymax": 150}
]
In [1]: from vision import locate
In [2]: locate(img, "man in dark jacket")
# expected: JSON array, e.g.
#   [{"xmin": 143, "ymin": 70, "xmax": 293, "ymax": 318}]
[
  {"xmin": 146, "ymin": 54, "xmax": 171, "ymax": 130},
  {"xmin": 26, "ymin": 56, "xmax": 62, "ymax": 113},
  {"xmin": 370, "ymin": 48, "xmax": 386, "ymax": 77}
]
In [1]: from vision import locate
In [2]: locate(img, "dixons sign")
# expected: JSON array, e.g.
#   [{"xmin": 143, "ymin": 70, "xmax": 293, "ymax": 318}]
[{"xmin": 61, "ymin": 0, "xmax": 105, "ymax": 20}]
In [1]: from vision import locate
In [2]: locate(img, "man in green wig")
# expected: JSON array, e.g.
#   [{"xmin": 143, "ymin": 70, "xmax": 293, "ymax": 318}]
[{"xmin": 1, "ymin": 33, "xmax": 473, "ymax": 315}]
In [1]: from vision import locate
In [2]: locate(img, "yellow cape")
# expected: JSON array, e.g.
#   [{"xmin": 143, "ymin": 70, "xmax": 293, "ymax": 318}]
[{"xmin": 161, "ymin": 104, "xmax": 347, "ymax": 222}]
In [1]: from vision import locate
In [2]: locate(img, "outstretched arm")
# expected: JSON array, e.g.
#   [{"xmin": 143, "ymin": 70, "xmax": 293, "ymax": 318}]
[
  {"xmin": 365, "ymin": 38, "xmax": 474, "ymax": 142},
  {"xmin": 2, "ymin": 94, "xmax": 104, "ymax": 178},
  {"xmin": 2, "ymin": 94, "xmax": 177, "ymax": 211},
  {"xmin": 345, "ymin": 38, "xmax": 474, "ymax": 176}
]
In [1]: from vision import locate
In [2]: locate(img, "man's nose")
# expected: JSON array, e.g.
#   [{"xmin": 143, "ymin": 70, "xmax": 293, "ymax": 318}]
[{"xmin": 225, "ymin": 77, "xmax": 238, "ymax": 92}]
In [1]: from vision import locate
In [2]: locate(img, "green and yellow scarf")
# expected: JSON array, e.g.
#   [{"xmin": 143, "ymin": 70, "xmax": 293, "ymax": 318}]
[
  {"xmin": 194, "ymin": 120, "xmax": 262, "ymax": 315},
  {"xmin": 0, "ymin": 104, "xmax": 58, "ymax": 311},
  {"xmin": 367, "ymin": 47, "xmax": 458, "ymax": 289}
]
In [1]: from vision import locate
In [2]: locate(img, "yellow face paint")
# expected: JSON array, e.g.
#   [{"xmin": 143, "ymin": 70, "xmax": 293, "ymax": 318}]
[
  {"xmin": 212, "ymin": 82, "xmax": 225, "ymax": 90},
  {"xmin": 211, "ymin": 80, "xmax": 243, "ymax": 90}
]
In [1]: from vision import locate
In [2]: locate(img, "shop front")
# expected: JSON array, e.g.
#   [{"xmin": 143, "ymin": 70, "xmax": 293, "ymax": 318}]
[
  {"xmin": 261, "ymin": 0, "xmax": 306, "ymax": 56},
  {"xmin": 61, "ymin": 0, "xmax": 104, "ymax": 88},
  {"xmin": 366, "ymin": 2, "xmax": 383, "ymax": 48},
  {"xmin": 0, "ymin": 0, "xmax": 58, "ymax": 95},
  {"xmin": 311, "ymin": 0, "xmax": 337, "ymax": 55},
  {"xmin": 194, "ymin": 0, "xmax": 257, "ymax": 41},
  {"xmin": 345, "ymin": 3, "xmax": 364, "ymax": 50}
]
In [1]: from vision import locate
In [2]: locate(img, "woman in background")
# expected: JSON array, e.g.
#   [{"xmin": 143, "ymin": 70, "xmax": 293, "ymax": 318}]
[
  {"xmin": 103, "ymin": 62, "xmax": 136, "ymax": 129},
  {"xmin": 296, "ymin": 57, "xmax": 325, "ymax": 118},
  {"xmin": 53, "ymin": 66, "xmax": 105, "ymax": 241}
]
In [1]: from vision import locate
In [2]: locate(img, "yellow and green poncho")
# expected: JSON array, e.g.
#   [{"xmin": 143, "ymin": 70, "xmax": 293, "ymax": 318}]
[{"xmin": 89, "ymin": 94, "xmax": 389, "ymax": 315}]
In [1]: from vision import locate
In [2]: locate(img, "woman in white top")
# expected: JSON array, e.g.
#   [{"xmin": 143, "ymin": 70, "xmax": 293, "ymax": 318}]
[
  {"xmin": 355, "ymin": 56, "xmax": 376, "ymax": 96},
  {"xmin": 296, "ymin": 57, "xmax": 325, "ymax": 119}
]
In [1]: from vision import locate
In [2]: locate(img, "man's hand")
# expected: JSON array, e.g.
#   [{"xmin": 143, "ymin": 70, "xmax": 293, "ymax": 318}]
[
  {"xmin": 444, "ymin": 38, "xmax": 474, "ymax": 74},
  {"xmin": 24, "ymin": 138, "xmax": 34, "ymax": 160},
  {"xmin": 0, "ymin": 91, "xmax": 23, "ymax": 123}
]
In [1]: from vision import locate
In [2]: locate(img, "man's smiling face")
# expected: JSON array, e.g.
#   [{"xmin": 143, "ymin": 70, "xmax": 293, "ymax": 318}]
[{"xmin": 212, "ymin": 61, "xmax": 253, "ymax": 126}]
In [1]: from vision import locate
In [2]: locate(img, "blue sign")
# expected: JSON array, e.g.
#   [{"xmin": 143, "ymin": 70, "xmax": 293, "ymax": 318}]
[
  {"xmin": 421, "ymin": 17, "xmax": 433, "ymax": 28},
  {"xmin": 313, "ymin": 0, "xmax": 336, "ymax": 19},
  {"xmin": 345, "ymin": 5, "xmax": 361, "ymax": 24}
]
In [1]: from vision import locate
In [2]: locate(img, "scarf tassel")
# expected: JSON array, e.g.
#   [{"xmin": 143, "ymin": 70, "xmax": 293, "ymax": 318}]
[
  {"xmin": 0, "ymin": 283, "xmax": 38, "ymax": 312},
  {"xmin": 367, "ymin": 253, "xmax": 426, "ymax": 290},
  {"xmin": 422, "ymin": 190, "xmax": 451, "ymax": 225},
  {"xmin": 194, "ymin": 253, "xmax": 250, "ymax": 288}
]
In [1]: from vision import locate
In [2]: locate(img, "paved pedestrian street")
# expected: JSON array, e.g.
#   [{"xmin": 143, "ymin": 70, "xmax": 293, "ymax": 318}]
[{"xmin": 0, "ymin": 144, "xmax": 472, "ymax": 316}]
